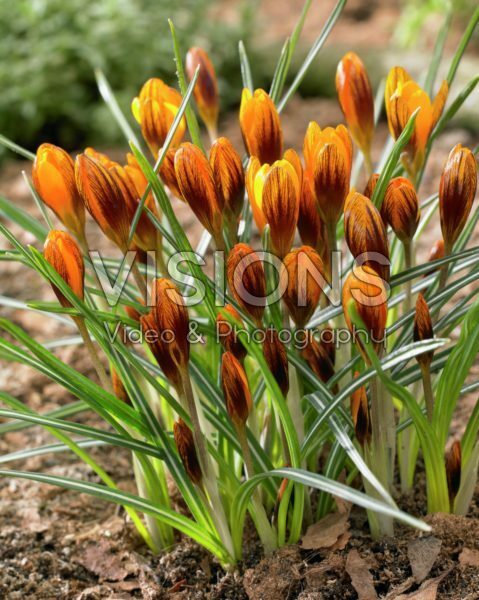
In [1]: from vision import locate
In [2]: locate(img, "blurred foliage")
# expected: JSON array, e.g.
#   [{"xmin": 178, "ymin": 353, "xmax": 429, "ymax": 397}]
[
  {"xmin": 0, "ymin": 0, "xmax": 253, "ymax": 156},
  {"xmin": 397, "ymin": 0, "xmax": 478, "ymax": 46}
]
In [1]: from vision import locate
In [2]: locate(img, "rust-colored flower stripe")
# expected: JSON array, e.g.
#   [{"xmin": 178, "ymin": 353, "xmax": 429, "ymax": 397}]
[
  {"xmin": 313, "ymin": 142, "xmax": 351, "ymax": 227},
  {"xmin": 381, "ymin": 177, "xmax": 420, "ymax": 243},
  {"xmin": 209, "ymin": 137, "xmax": 244, "ymax": 220},
  {"xmin": 240, "ymin": 88, "xmax": 283, "ymax": 165},
  {"xmin": 221, "ymin": 351, "xmax": 252, "ymax": 427}
]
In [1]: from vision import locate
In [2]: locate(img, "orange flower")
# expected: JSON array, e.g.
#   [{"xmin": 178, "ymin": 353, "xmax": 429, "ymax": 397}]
[
  {"xmin": 186, "ymin": 47, "xmax": 219, "ymax": 137},
  {"xmin": 301, "ymin": 336, "xmax": 335, "ymax": 385},
  {"xmin": 336, "ymin": 52, "xmax": 374, "ymax": 155},
  {"xmin": 84, "ymin": 147, "xmax": 118, "ymax": 169},
  {"xmin": 304, "ymin": 123, "xmax": 352, "ymax": 229},
  {"xmin": 75, "ymin": 154, "xmax": 132, "ymax": 251},
  {"xmin": 439, "ymin": 144, "xmax": 477, "ymax": 252},
  {"xmin": 43, "ymin": 230, "xmax": 84, "ymax": 308},
  {"xmin": 221, "ymin": 351, "xmax": 252, "ymax": 427},
  {"xmin": 445, "ymin": 440, "xmax": 461, "ymax": 505},
  {"xmin": 381, "ymin": 177, "xmax": 420, "ymax": 244},
  {"xmin": 298, "ymin": 175, "xmax": 325, "ymax": 253},
  {"xmin": 32, "ymin": 144, "xmax": 85, "ymax": 241},
  {"xmin": 239, "ymin": 88, "xmax": 283, "ymax": 164},
  {"xmin": 245, "ymin": 151, "xmax": 301, "ymax": 255},
  {"xmin": 350, "ymin": 373, "xmax": 371, "ymax": 448},
  {"xmin": 227, "ymin": 244, "xmax": 266, "ymax": 326},
  {"xmin": 158, "ymin": 148, "xmax": 183, "ymax": 200},
  {"xmin": 363, "ymin": 173, "xmax": 379, "ymax": 199},
  {"xmin": 281, "ymin": 246, "xmax": 324, "ymax": 327},
  {"xmin": 385, "ymin": 67, "xmax": 448, "ymax": 176},
  {"xmin": 342, "ymin": 265, "xmax": 388, "ymax": 361},
  {"xmin": 344, "ymin": 191, "xmax": 390, "ymax": 282},
  {"xmin": 124, "ymin": 153, "xmax": 153, "ymax": 202},
  {"xmin": 173, "ymin": 418, "xmax": 202, "ymax": 485},
  {"xmin": 263, "ymin": 328, "xmax": 289, "ymax": 396},
  {"xmin": 413, "ymin": 293, "xmax": 434, "ymax": 368},
  {"xmin": 132, "ymin": 78, "xmax": 185, "ymax": 156},
  {"xmin": 216, "ymin": 304, "xmax": 246, "ymax": 361},
  {"xmin": 174, "ymin": 142, "xmax": 224, "ymax": 245},
  {"xmin": 210, "ymin": 137, "xmax": 245, "ymax": 226}
]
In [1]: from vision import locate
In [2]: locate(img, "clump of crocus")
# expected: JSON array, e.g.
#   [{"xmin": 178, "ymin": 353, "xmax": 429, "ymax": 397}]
[
  {"xmin": 413, "ymin": 293, "xmax": 435, "ymax": 421},
  {"xmin": 33, "ymin": 144, "xmax": 86, "ymax": 242},
  {"xmin": 344, "ymin": 192, "xmax": 390, "ymax": 282},
  {"xmin": 216, "ymin": 304, "xmax": 247, "ymax": 361},
  {"xmin": 186, "ymin": 47, "xmax": 219, "ymax": 141},
  {"xmin": 227, "ymin": 244, "xmax": 266, "ymax": 327},
  {"xmin": 173, "ymin": 418, "xmax": 203, "ymax": 485},
  {"xmin": 385, "ymin": 66, "xmax": 448, "ymax": 179},
  {"xmin": 336, "ymin": 52, "xmax": 374, "ymax": 172},
  {"xmin": 240, "ymin": 88, "xmax": 283, "ymax": 164},
  {"xmin": 263, "ymin": 328, "xmax": 289, "ymax": 397},
  {"xmin": 246, "ymin": 151, "xmax": 301, "ymax": 257},
  {"xmin": 445, "ymin": 440, "xmax": 461, "ymax": 511},
  {"xmin": 350, "ymin": 373, "xmax": 371, "ymax": 449},
  {"xmin": 43, "ymin": 230, "xmax": 85, "ymax": 308},
  {"xmin": 281, "ymin": 246, "xmax": 324, "ymax": 328},
  {"xmin": 132, "ymin": 78, "xmax": 185, "ymax": 156}
]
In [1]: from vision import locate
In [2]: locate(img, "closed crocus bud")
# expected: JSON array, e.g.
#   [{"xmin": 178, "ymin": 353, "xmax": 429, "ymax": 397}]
[
  {"xmin": 186, "ymin": 47, "xmax": 219, "ymax": 138},
  {"xmin": 263, "ymin": 328, "xmax": 289, "ymax": 396},
  {"xmin": 227, "ymin": 243, "xmax": 266, "ymax": 326},
  {"xmin": 342, "ymin": 265, "xmax": 388, "ymax": 361},
  {"xmin": 132, "ymin": 78, "xmax": 185, "ymax": 156},
  {"xmin": 209, "ymin": 137, "xmax": 245, "ymax": 228},
  {"xmin": 158, "ymin": 147, "xmax": 183, "ymax": 200},
  {"xmin": 350, "ymin": 373, "xmax": 371, "ymax": 448},
  {"xmin": 301, "ymin": 336, "xmax": 335, "ymax": 385},
  {"xmin": 75, "ymin": 154, "xmax": 131, "ymax": 251},
  {"xmin": 425, "ymin": 239, "xmax": 445, "ymax": 277},
  {"xmin": 413, "ymin": 293, "xmax": 434, "ymax": 368},
  {"xmin": 381, "ymin": 177, "xmax": 420, "ymax": 244},
  {"xmin": 221, "ymin": 351, "xmax": 252, "ymax": 427},
  {"xmin": 174, "ymin": 142, "xmax": 224, "ymax": 246},
  {"xmin": 298, "ymin": 174, "xmax": 324, "ymax": 252},
  {"xmin": 240, "ymin": 88, "xmax": 283, "ymax": 164},
  {"xmin": 385, "ymin": 66, "xmax": 448, "ymax": 177},
  {"xmin": 336, "ymin": 52, "xmax": 374, "ymax": 156},
  {"xmin": 439, "ymin": 144, "xmax": 477, "ymax": 252},
  {"xmin": 173, "ymin": 418, "xmax": 202, "ymax": 485},
  {"xmin": 281, "ymin": 246, "xmax": 324, "ymax": 327},
  {"xmin": 44, "ymin": 230, "xmax": 84, "ymax": 308},
  {"xmin": 33, "ymin": 144, "xmax": 85, "ymax": 241},
  {"xmin": 216, "ymin": 304, "xmax": 246, "ymax": 361},
  {"xmin": 84, "ymin": 147, "xmax": 118, "ymax": 169},
  {"xmin": 304, "ymin": 123, "xmax": 352, "ymax": 229},
  {"xmin": 445, "ymin": 440, "xmax": 461, "ymax": 506},
  {"xmin": 125, "ymin": 303, "xmax": 142, "ymax": 323},
  {"xmin": 140, "ymin": 312, "xmax": 182, "ymax": 388},
  {"xmin": 363, "ymin": 173, "xmax": 380, "ymax": 199},
  {"xmin": 344, "ymin": 191, "xmax": 390, "ymax": 282}
]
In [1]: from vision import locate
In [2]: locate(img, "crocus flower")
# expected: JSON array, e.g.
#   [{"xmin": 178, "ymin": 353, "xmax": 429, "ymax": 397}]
[
  {"xmin": 174, "ymin": 418, "xmax": 202, "ymax": 485},
  {"xmin": 445, "ymin": 440, "xmax": 461, "ymax": 507},
  {"xmin": 413, "ymin": 293, "xmax": 434, "ymax": 368},
  {"xmin": 221, "ymin": 351, "xmax": 252, "ymax": 427},
  {"xmin": 186, "ymin": 47, "xmax": 219, "ymax": 138},
  {"xmin": 227, "ymin": 243, "xmax": 266, "ymax": 327},
  {"xmin": 216, "ymin": 304, "xmax": 246, "ymax": 361},
  {"xmin": 33, "ymin": 144, "xmax": 85, "ymax": 241},
  {"xmin": 263, "ymin": 328, "xmax": 289, "ymax": 396},
  {"xmin": 240, "ymin": 88, "xmax": 283, "ymax": 164},
  {"xmin": 381, "ymin": 177, "xmax": 420, "ymax": 244},
  {"xmin": 350, "ymin": 373, "xmax": 371, "ymax": 448},
  {"xmin": 44, "ymin": 230, "xmax": 84, "ymax": 308}
]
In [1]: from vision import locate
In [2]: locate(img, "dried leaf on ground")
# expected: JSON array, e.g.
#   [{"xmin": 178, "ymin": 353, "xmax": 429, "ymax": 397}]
[
  {"xmin": 345, "ymin": 549, "xmax": 378, "ymax": 600},
  {"xmin": 301, "ymin": 511, "xmax": 349, "ymax": 550},
  {"xmin": 394, "ymin": 568, "xmax": 453, "ymax": 600},
  {"xmin": 459, "ymin": 547, "xmax": 479, "ymax": 568},
  {"xmin": 73, "ymin": 538, "xmax": 141, "ymax": 582},
  {"xmin": 407, "ymin": 536, "xmax": 441, "ymax": 583}
]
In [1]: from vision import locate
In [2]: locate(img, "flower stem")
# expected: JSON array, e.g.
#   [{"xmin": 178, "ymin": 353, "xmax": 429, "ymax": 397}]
[
  {"xmin": 74, "ymin": 317, "xmax": 113, "ymax": 394},
  {"xmin": 420, "ymin": 363, "xmax": 435, "ymax": 422},
  {"xmin": 403, "ymin": 239, "xmax": 414, "ymax": 314}
]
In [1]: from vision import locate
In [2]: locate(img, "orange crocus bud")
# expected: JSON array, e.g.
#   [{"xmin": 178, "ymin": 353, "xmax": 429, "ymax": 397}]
[
  {"xmin": 221, "ymin": 351, "xmax": 252, "ymax": 427},
  {"xmin": 342, "ymin": 265, "xmax": 388, "ymax": 361},
  {"xmin": 240, "ymin": 88, "xmax": 283, "ymax": 164},
  {"xmin": 227, "ymin": 243, "xmax": 266, "ymax": 326},
  {"xmin": 158, "ymin": 147, "xmax": 183, "ymax": 201},
  {"xmin": 32, "ymin": 144, "xmax": 85, "ymax": 241},
  {"xmin": 281, "ymin": 246, "xmax": 324, "ymax": 327},
  {"xmin": 413, "ymin": 293, "xmax": 434, "ymax": 368},
  {"xmin": 363, "ymin": 173, "xmax": 380, "ymax": 199},
  {"xmin": 132, "ymin": 78, "xmax": 185, "ymax": 156},
  {"xmin": 439, "ymin": 144, "xmax": 477, "ymax": 252},
  {"xmin": 301, "ymin": 336, "xmax": 335, "ymax": 385},
  {"xmin": 186, "ymin": 47, "xmax": 219, "ymax": 138},
  {"xmin": 381, "ymin": 177, "xmax": 420, "ymax": 244},
  {"xmin": 216, "ymin": 304, "xmax": 246, "ymax": 361},
  {"xmin": 125, "ymin": 303, "xmax": 142, "ymax": 323},
  {"xmin": 425, "ymin": 239, "xmax": 445, "ymax": 277},
  {"xmin": 344, "ymin": 191, "xmax": 390, "ymax": 282},
  {"xmin": 75, "ymin": 154, "xmax": 131, "ymax": 251},
  {"xmin": 263, "ymin": 328, "xmax": 289, "ymax": 396},
  {"xmin": 336, "ymin": 52, "xmax": 374, "ymax": 156},
  {"xmin": 173, "ymin": 418, "xmax": 202, "ymax": 485},
  {"xmin": 174, "ymin": 142, "xmax": 224, "ymax": 245},
  {"xmin": 209, "ymin": 137, "xmax": 245, "ymax": 227},
  {"xmin": 445, "ymin": 440, "xmax": 461, "ymax": 506},
  {"xmin": 84, "ymin": 147, "xmax": 118, "ymax": 169},
  {"xmin": 298, "ymin": 174, "xmax": 324, "ymax": 253},
  {"xmin": 304, "ymin": 123, "xmax": 352, "ymax": 229},
  {"xmin": 385, "ymin": 66, "xmax": 448, "ymax": 177},
  {"xmin": 350, "ymin": 372, "xmax": 371, "ymax": 448},
  {"xmin": 44, "ymin": 230, "xmax": 84, "ymax": 308}
]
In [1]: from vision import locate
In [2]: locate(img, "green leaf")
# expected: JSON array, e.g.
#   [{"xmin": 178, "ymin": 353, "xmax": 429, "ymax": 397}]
[
  {"xmin": 238, "ymin": 41, "xmax": 254, "ymax": 91},
  {"xmin": 424, "ymin": 10, "xmax": 452, "ymax": 96},
  {"xmin": 446, "ymin": 6, "xmax": 479, "ymax": 86},
  {"xmin": 0, "ymin": 134, "xmax": 35, "ymax": 160},
  {"xmin": 0, "ymin": 195, "xmax": 48, "ymax": 241}
]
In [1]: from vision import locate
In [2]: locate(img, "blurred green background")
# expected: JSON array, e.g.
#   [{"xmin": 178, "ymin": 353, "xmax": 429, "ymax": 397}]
[{"xmin": 0, "ymin": 0, "xmax": 477, "ymax": 159}]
